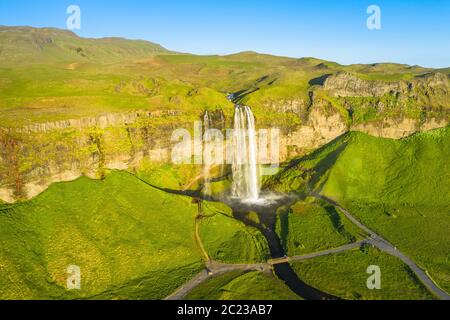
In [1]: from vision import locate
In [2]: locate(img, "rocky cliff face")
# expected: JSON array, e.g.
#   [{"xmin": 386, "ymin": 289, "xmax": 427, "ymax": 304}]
[
  {"xmin": 323, "ymin": 72, "xmax": 449, "ymax": 98},
  {"xmin": 274, "ymin": 72, "xmax": 449, "ymax": 160},
  {"xmin": 1, "ymin": 72, "xmax": 449, "ymax": 203},
  {"xmin": 15, "ymin": 110, "xmax": 181, "ymax": 134},
  {"xmin": 0, "ymin": 111, "xmax": 183, "ymax": 202},
  {"xmin": 280, "ymin": 110, "xmax": 447, "ymax": 161}
]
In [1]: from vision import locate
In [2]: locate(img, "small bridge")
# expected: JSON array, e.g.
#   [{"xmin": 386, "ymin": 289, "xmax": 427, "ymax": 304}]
[{"xmin": 268, "ymin": 257, "xmax": 290, "ymax": 265}]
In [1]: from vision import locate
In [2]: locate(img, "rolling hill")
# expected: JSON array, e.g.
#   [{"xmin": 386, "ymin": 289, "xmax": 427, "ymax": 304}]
[
  {"xmin": 266, "ymin": 127, "xmax": 450, "ymax": 292},
  {"xmin": 0, "ymin": 171, "xmax": 269, "ymax": 299},
  {"xmin": 0, "ymin": 26, "xmax": 447, "ymax": 129},
  {"xmin": 0, "ymin": 26, "xmax": 170, "ymax": 65},
  {"xmin": 0, "ymin": 25, "xmax": 449, "ymax": 300}
]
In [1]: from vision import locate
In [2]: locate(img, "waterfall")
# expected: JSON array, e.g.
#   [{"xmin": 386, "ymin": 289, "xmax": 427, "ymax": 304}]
[
  {"xmin": 203, "ymin": 111, "xmax": 213, "ymax": 196},
  {"xmin": 232, "ymin": 105, "xmax": 261, "ymax": 201}
]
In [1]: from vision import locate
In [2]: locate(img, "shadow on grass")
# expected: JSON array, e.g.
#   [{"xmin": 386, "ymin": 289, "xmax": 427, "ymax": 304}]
[{"xmin": 323, "ymin": 205, "xmax": 356, "ymax": 243}]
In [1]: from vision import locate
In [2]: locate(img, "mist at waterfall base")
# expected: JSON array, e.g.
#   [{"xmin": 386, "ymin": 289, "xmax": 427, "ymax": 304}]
[
  {"xmin": 201, "ymin": 107, "xmax": 332, "ymax": 300},
  {"xmin": 203, "ymin": 105, "xmax": 290, "ymax": 208}
]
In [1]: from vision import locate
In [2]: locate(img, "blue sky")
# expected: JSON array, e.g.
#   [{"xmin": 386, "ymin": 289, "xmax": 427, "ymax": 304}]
[{"xmin": 1, "ymin": 0, "xmax": 449, "ymax": 67}]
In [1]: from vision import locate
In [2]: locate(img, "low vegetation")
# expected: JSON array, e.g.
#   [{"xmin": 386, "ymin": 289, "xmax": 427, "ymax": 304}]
[
  {"xmin": 199, "ymin": 209, "xmax": 270, "ymax": 263},
  {"xmin": 0, "ymin": 171, "xmax": 269, "ymax": 299},
  {"xmin": 186, "ymin": 271, "xmax": 301, "ymax": 300},
  {"xmin": 0, "ymin": 26, "xmax": 448, "ymax": 300},
  {"xmin": 268, "ymin": 127, "xmax": 450, "ymax": 293},
  {"xmin": 275, "ymin": 200, "xmax": 366, "ymax": 256},
  {"xmin": 291, "ymin": 246, "xmax": 435, "ymax": 300}
]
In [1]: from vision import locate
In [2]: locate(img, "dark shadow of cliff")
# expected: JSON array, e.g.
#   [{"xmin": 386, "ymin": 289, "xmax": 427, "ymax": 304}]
[
  {"xmin": 323, "ymin": 205, "xmax": 356, "ymax": 243},
  {"xmin": 265, "ymin": 133, "xmax": 350, "ymax": 194},
  {"xmin": 309, "ymin": 74, "xmax": 332, "ymax": 86},
  {"xmin": 127, "ymin": 171, "xmax": 339, "ymax": 300},
  {"xmin": 124, "ymin": 171, "xmax": 217, "ymax": 202},
  {"xmin": 308, "ymin": 142, "xmax": 348, "ymax": 193},
  {"xmin": 276, "ymin": 207, "xmax": 290, "ymax": 253}
]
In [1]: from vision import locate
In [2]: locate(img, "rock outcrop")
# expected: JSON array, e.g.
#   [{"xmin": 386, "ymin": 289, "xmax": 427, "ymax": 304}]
[
  {"xmin": 0, "ymin": 111, "xmax": 182, "ymax": 202},
  {"xmin": 278, "ymin": 72, "xmax": 449, "ymax": 159},
  {"xmin": 323, "ymin": 72, "xmax": 449, "ymax": 98},
  {"xmin": 1, "ymin": 72, "xmax": 449, "ymax": 203},
  {"xmin": 15, "ymin": 110, "xmax": 181, "ymax": 134}
]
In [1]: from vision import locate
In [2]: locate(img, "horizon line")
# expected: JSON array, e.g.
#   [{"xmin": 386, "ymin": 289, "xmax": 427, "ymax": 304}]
[{"xmin": 2, "ymin": 24, "xmax": 449, "ymax": 70}]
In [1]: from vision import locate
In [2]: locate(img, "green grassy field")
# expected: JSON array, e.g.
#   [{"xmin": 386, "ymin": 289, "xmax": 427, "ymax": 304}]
[
  {"xmin": 186, "ymin": 271, "xmax": 301, "ymax": 300},
  {"xmin": 268, "ymin": 127, "xmax": 450, "ymax": 293},
  {"xmin": 291, "ymin": 246, "xmax": 435, "ymax": 300},
  {"xmin": 319, "ymin": 128, "xmax": 450, "ymax": 293},
  {"xmin": 199, "ymin": 208, "xmax": 270, "ymax": 263},
  {"xmin": 275, "ymin": 200, "xmax": 366, "ymax": 256},
  {"xmin": 134, "ymin": 163, "xmax": 270, "ymax": 264},
  {"xmin": 0, "ymin": 26, "xmax": 449, "ymax": 300},
  {"xmin": 0, "ymin": 26, "xmax": 170, "ymax": 64},
  {"xmin": 1, "ymin": 26, "xmax": 447, "ymax": 131},
  {"xmin": 0, "ymin": 171, "xmax": 268, "ymax": 299}
]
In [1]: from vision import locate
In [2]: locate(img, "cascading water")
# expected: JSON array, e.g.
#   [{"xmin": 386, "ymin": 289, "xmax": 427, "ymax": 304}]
[
  {"xmin": 231, "ymin": 105, "xmax": 261, "ymax": 201},
  {"xmin": 202, "ymin": 111, "xmax": 213, "ymax": 196}
]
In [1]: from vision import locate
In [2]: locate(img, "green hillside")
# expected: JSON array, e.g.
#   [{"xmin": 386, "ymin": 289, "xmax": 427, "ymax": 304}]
[
  {"xmin": 267, "ymin": 127, "xmax": 450, "ymax": 292},
  {"xmin": 275, "ymin": 200, "xmax": 365, "ymax": 257},
  {"xmin": 0, "ymin": 26, "xmax": 169, "ymax": 65},
  {"xmin": 1, "ymin": 26, "xmax": 446, "ymax": 130},
  {"xmin": 0, "ymin": 25, "xmax": 449, "ymax": 300},
  {"xmin": 199, "ymin": 211, "xmax": 270, "ymax": 264},
  {"xmin": 186, "ymin": 271, "xmax": 301, "ymax": 300},
  {"xmin": 291, "ymin": 246, "xmax": 435, "ymax": 300},
  {"xmin": 0, "ymin": 171, "xmax": 267, "ymax": 299}
]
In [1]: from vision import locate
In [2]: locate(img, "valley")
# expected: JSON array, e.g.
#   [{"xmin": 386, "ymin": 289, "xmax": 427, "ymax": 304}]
[{"xmin": 0, "ymin": 26, "xmax": 449, "ymax": 301}]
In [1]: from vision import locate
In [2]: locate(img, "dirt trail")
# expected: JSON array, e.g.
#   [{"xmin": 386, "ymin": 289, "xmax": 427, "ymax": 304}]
[
  {"xmin": 313, "ymin": 193, "xmax": 450, "ymax": 301},
  {"xmin": 165, "ymin": 241, "xmax": 368, "ymax": 300}
]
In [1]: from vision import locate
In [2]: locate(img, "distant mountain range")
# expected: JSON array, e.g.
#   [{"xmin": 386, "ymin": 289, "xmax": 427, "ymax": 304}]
[{"xmin": 0, "ymin": 26, "xmax": 171, "ymax": 64}]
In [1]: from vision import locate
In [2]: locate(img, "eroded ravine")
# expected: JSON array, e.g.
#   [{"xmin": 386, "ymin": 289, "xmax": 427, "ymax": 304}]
[
  {"xmin": 151, "ymin": 178, "xmax": 340, "ymax": 300},
  {"xmin": 229, "ymin": 197, "xmax": 339, "ymax": 300}
]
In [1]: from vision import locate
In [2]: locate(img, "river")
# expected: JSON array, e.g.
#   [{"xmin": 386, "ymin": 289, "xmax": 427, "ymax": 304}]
[{"xmin": 228, "ymin": 196, "xmax": 339, "ymax": 300}]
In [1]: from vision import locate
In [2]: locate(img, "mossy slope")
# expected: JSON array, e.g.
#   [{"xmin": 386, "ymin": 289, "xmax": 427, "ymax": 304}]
[
  {"xmin": 186, "ymin": 271, "xmax": 301, "ymax": 300},
  {"xmin": 0, "ymin": 171, "xmax": 268, "ymax": 299},
  {"xmin": 267, "ymin": 127, "xmax": 450, "ymax": 293},
  {"xmin": 291, "ymin": 247, "xmax": 435, "ymax": 300}
]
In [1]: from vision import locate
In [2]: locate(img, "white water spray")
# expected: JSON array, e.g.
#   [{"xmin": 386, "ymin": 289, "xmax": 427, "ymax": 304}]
[
  {"xmin": 232, "ymin": 105, "xmax": 261, "ymax": 201},
  {"xmin": 203, "ymin": 111, "xmax": 213, "ymax": 196}
]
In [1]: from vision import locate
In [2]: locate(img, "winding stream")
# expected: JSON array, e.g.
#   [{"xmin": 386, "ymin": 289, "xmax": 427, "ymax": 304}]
[
  {"xmin": 196, "ymin": 100, "xmax": 338, "ymax": 299},
  {"xmin": 228, "ymin": 196, "xmax": 339, "ymax": 300},
  {"xmin": 151, "ymin": 176, "xmax": 339, "ymax": 300}
]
